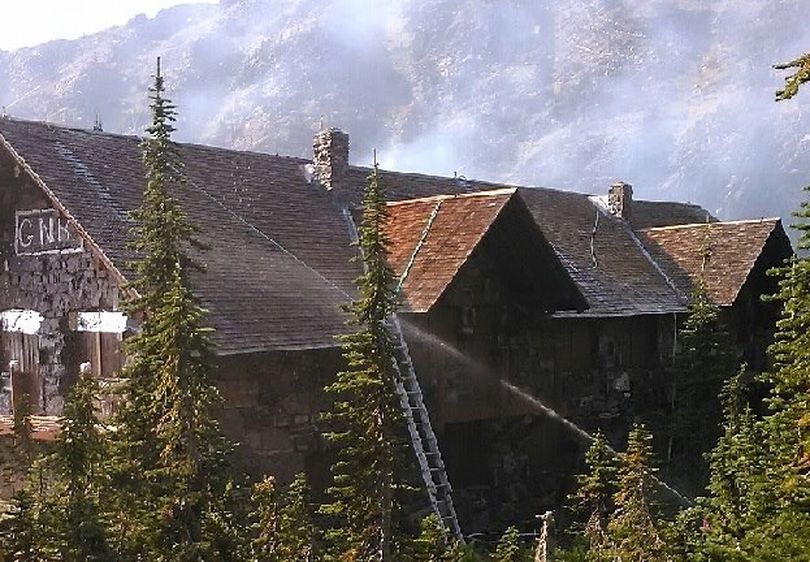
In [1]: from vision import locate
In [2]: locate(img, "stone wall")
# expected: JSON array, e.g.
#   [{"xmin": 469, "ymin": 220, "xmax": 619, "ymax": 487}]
[
  {"xmin": 0, "ymin": 157, "xmax": 120, "ymax": 414},
  {"xmin": 216, "ymin": 347, "xmax": 344, "ymax": 485}
]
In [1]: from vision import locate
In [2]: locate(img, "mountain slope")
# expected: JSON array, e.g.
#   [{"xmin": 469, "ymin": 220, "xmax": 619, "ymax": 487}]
[{"xmin": 1, "ymin": 0, "xmax": 808, "ymax": 224}]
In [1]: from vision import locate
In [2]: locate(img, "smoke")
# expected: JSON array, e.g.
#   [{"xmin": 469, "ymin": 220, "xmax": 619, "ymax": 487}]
[{"xmin": 1, "ymin": 0, "xmax": 808, "ymax": 226}]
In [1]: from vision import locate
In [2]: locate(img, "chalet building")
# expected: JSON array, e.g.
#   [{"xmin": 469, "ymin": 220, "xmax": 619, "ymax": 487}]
[{"xmin": 0, "ymin": 118, "xmax": 792, "ymax": 530}]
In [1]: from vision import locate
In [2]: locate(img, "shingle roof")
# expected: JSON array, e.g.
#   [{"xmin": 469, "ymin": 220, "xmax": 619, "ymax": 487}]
[
  {"xmin": 383, "ymin": 189, "xmax": 514, "ymax": 312},
  {"xmin": 517, "ymin": 188, "xmax": 687, "ymax": 316},
  {"xmin": 0, "ymin": 119, "xmax": 786, "ymax": 353},
  {"xmin": 0, "ymin": 119, "xmax": 357, "ymax": 352},
  {"xmin": 629, "ymin": 200, "xmax": 716, "ymax": 229},
  {"xmin": 381, "ymin": 188, "xmax": 587, "ymax": 314},
  {"xmin": 636, "ymin": 219, "xmax": 788, "ymax": 306}
]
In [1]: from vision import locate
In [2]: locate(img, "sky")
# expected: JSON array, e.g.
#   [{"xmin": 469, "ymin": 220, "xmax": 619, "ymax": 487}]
[{"xmin": 0, "ymin": 0, "xmax": 218, "ymax": 51}]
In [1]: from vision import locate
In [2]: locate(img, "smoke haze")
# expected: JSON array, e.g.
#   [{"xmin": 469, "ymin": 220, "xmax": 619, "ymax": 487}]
[{"xmin": 0, "ymin": 0, "xmax": 808, "ymax": 225}]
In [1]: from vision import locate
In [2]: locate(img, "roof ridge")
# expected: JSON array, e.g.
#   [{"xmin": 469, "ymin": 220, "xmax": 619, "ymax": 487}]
[
  {"xmin": 385, "ymin": 187, "xmax": 517, "ymax": 207},
  {"xmin": 0, "ymin": 117, "xmax": 311, "ymax": 164},
  {"xmin": 639, "ymin": 217, "xmax": 780, "ymax": 232}
]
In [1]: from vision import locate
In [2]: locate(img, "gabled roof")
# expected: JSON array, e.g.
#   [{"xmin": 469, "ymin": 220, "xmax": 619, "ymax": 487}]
[
  {"xmin": 517, "ymin": 188, "xmax": 688, "ymax": 316},
  {"xmin": 0, "ymin": 119, "xmax": 357, "ymax": 353},
  {"xmin": 382, "ymin": 189, "xmax": 584, "ymax": 313},
  {"xmin": 636, "ymin": 219, "xmax": 789, "ymax": 306},
  {"xmin": 383, "ymin": 189, "xmax": 515, "ymax": 312},
  {"xmin": 0, "ymin": 118, "xmax": 789, "ymax": 354}
]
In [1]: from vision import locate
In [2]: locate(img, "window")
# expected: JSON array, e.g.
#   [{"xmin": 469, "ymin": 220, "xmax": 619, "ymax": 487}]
[
  {"xmin": 0, "ymin": 309, "xmax": 43, "ymax": 414},
  {"xmin": 67, "ymin": 311, "xmax": 127, "ymax": 378}
]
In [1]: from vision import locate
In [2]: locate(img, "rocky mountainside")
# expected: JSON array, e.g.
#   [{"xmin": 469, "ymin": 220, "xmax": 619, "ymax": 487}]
[{"xmin": 0, "ymin": 0, "xmax": 808, "ymax": 225}]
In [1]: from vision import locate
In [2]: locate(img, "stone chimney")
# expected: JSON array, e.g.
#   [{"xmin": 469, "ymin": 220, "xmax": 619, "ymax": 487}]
[
  {"xmin": 312, "ymin": 128, "xmax": 349, "ymax": 191},
  {"xmin": 608, "ymin": 181, "xmax": 633, "ymax": 220}
]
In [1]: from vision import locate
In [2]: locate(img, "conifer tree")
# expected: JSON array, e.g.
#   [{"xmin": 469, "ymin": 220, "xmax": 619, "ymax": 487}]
[
  {"xmin": 572, "ymin": 432, "xmax": 615, "ymax": 561},
  {"xmin": 321, "ymin": 159, "xmax": 406, "ymax": 561},
  {"xmin": 409, "ymin": 514, "xmax": 463, "ymax": 562},
  {"xmin": 608, "ymin": 425, "xmax": 673, "ymax": 562},
  {"xmin": 47, "ymin": 371, "xmax": 112, "ymax": 561},
  {"xmin": 109, "ymin": 57, "xmax": 239, "ymax": 560},
  {"xmin": 775, "ymin": 53, "xmax": 810, "ymax": 100},
  {"xmin": 275, "ymin": 473, "xmax": 318, "ymax": 562},
  {"xmin": 666, "ymin": 284, "xmax": 734, "ymax": 492},
  {"xmin": 493, "ymin": 526, "xmax": 523, "ymax": 562},
  {"xmin": 682, "ymin": 366, "xmax": 769, "ymax": 558},
  {"xmin": 249, "ymin": 475, "xmax": 279, "ymax": 560},
  {"xmin": 11, "ymin": 390, "xmax": 33, "ymax": 467},
  {"xmin": 0, "ymin": 487, "xmax": 54, "ymax": 562},
  {"xmin": 0, "ymin": 393, "xmax": 49, "ymax": 559}
]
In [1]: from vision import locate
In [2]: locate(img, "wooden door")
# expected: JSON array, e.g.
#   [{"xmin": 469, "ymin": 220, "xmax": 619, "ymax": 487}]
[{"xmin": 0, "ymin": 331, "xmax": 40, "ymax": 414}]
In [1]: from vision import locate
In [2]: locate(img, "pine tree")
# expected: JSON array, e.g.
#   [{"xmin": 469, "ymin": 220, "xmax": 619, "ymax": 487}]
[
  {"xmin": 249, "ymin": 475, "xmax": 279, "ymax": 560},
  {"xmin": 320, "ymin": 159, "xmax": 406, "ymax": 561},
  {"xmin": 679, "ymin": 366, "xmax": 768, "ymax": 559},
  {"xmin": 0, "ymin": 393, "xmax": 50, "ymax": 559},
  {"xmin": 276, "ymin": 473, "xmax": 318, "ymax": 562},
  {"xmin": 493, "ymin": 526, "xmax": 523, "ymax": 562},
  {"xmin": 666, "ymin": 284, "xmax": 735, "ymax": 493},
  {"xmin": 409, "ymin": 514, "xmax": 463, "ymax": 562},
  {"xmin": 775, "ymin": 53, "xmax": 810, "ymax": 100},
  {"xmin": 572, "ymin": 432, "xmax": 615, "ymax": 561},
  {"xmin": 108, "ymin": 57, "xmax": 239, "ymax": 560},
  {"xmin": 47, "ymin": 372, "xmax": 112, "ymax": 561},
  {"xmin": 0, "ymin": 487, "xmax": 55, "ymax": 562},
  {"xmin": 608, "ymin": 425, "xmax": 673, "ymax": 562}
]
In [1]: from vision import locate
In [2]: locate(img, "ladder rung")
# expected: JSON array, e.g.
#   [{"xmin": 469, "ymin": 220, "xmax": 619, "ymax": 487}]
[{"xmin": 386, "ymin": 316, "xmax": 462, "ymax": 542}]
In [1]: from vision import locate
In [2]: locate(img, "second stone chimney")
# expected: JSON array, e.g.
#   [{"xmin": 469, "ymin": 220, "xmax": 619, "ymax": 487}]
[
  {"xmin": 608, "ymin": 181, "xmax": 633, "ymax": 220},
  {"xmin": 312, "ymin": 128, "xmax": 349, "ymax": 191}
]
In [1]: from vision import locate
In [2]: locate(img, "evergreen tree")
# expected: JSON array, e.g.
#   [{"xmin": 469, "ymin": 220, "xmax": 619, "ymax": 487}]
[
  {"xmin": 0, "ymin": 393, "xmax": 50, "ymax": 559},
  {"xmin": 276, "ymin": 473, "xmax": 318, "ymax": 562},
  {"xmin": 249, "ymin": 475, "xmax": 279, "ymax": 560},
  {"xmin": 492, "ymin": 526, "xmax": 523, "ymax": 562},
  {"xmin": 673, "ymin": 366, "xmax": 770, "ymax": 560},
  {"xmin": 409, "ymin": 514, "xmax": 463, "ymax": 562},
  {"xmin": 11, "ymin": 390, "xmax": 33, "ymax": 467},
  {"xmin": 608, "ymin": 425, "xmax": 673, "ymax": 562},
  {"xmin": 47, "ymin": 372, "xmax": 112, "ymax": 561},
  {"xmin": 0, "ymin": 487, "xmax": 55, "ymax": 562},
  {"xmin": 108, "ymin": 57, "xmax": 239, "ymax": 560},
  {"xmin": 775, "ymin": 53, "xmax": 810, "ymax": 100},
  {"xmin": 321, "ymin": 159, "xmax": 407, "ymax": 561},
  {"xmin": 572, "ymin": 432, "xmax": 615, "ymax": 561},
  {"xmin": 666, "ymin": 284, "xmax": 735, "ymax": 493}
]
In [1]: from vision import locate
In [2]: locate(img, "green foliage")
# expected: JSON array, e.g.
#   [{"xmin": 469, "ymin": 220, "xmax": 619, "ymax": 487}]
[
  {"xmin": 321, "ymin": 160, "xmax": 409, "ymax": 561},
  {"xmin": 666, "ymin": 286, "xmax": 735, "ymax": 492},
  {"xmin": 47, "ymin": 372, "xmax": 112, "ymax": 561},
  {"xmin": 0, "ymin": 391, "xmax": 35, "ymax": 492},
  {"xmin": 775, "ymin": 53, "xmax": 810, "ymax": 100},
  {"xmin": 276, "ymin": 473, "xmax": 318, "ymax": 561},
  {"xmin": 410, "ymin": 514, "xmax": 464, "ymax": 562},
  {"xmin": 0, "ymin": 487, "xmax": 59, "ymax": 561},
  {"xmin": 106, "ymin": 58, "xmax": 240, "ymax": 560},
  {"xmin": 608, "ymin": 425, "xmax": 673, "ymax": 562},
  {"xmin": 492, "ymin": 526, "xmax": 524, "ymax": 562},
  {"xmin": 549, "ymin": 539, "xmax": 589, "ymax": 562},
  {"xmin": 702, "ymin": 368, "xmax": 767, "ymax": 546},
  {"xmin": 249, "ymin": 475, "xmax": 279, "ymax": 559},
  {"xmin": 573, "ymin": 432, "xmax": 615, "ymax": 559}
]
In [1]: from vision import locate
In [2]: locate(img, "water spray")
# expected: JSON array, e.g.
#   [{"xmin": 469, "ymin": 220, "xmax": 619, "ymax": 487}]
[{"xmin": 400, "ymin": 319, "xmax": 693, "ymax": 507}]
